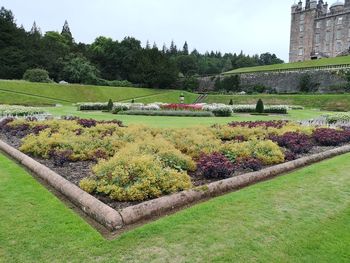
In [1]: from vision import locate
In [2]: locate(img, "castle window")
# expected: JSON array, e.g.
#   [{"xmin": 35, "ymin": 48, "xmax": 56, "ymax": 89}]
[
  {"xmin": 316, "ymin": 22, "xmax": 321, "ymax": 29},
  {"xmin": 298, "ymin": 48, "xmax": 304, "ymax": 56},
  {"xmin": 326, "ymin": 20, "xmax": 332, "ymax": 27},
  {"xmin": 315, "ymin": 34, "xmax": 320, "ymax": 44},
  {"xmin": 326, "ymin": 32, "xmax": 331, "ymax": 42},
  {"xmin": 336, "ymin": 42, "xmax": 342, "ymax": 52},
  {"xmin": 337, "ymin": 30, "xmax": 342, "ymax": 40},
  {"xmin": 299, "ymin": 37, "xmax": 304, "ymax": 45},
  {"xmin": 300, "ymin": 25, "xmax": 304, "ymax": 32},
  {"xmin": 300, "ymin": 14, "xmax": 305, "ymax": 21},
  {"xmin": 337, "ymin": 17, "xmax": 343, "ymax": 25}
]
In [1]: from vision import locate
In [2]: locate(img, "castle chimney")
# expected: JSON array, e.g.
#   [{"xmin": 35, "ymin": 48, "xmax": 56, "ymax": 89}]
[{"xmin": 306, "ymin": 0, "xmax": 311, "ymax": 9}]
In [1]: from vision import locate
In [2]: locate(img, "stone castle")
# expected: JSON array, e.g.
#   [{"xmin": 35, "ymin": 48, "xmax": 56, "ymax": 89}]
[{"xmin": 289, "ymin": 0, "xmax": 350, "ymax": 62}]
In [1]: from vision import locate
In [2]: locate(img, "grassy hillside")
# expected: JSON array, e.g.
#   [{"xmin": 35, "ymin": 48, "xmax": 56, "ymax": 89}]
[
  {"xmin": 225, "ymin": 55, "xmax": 350, "ymax": 74},
  {"xmin": 205, "ymin": 94, "xmax": 350, "ymax": 111},
  {"xmin": 2, "ymin": 152, "xmax": 350, "ymax": 262},
  {"xmin": 0, "ymin": 80, "xmax": 173, "ymax": 106}
]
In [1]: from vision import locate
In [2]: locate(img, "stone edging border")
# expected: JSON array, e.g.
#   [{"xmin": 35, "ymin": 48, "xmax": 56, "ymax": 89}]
[{"xmin": 1, "ymin": 138, "xmax": 350, "ymax": 231}]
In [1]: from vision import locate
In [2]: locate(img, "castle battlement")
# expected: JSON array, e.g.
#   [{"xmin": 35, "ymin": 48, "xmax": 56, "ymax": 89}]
[{"xmin": 289, "ymin": 0, "xmax": 350, "ymax": 62}]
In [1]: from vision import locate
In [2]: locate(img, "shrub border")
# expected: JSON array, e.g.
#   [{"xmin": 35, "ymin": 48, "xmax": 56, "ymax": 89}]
[{"xmin": 1, "ymin": 138, "xmax": 350, "ymax": 231}]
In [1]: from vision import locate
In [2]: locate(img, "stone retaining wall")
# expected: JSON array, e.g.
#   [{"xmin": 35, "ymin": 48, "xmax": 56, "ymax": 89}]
[
  {"xmin": 1, "ymin": 139, "xmax": 349, "ymax": 232},
  {"xmin": 198, "ymin": 69, "xmax": 347, "ymax": 93}
]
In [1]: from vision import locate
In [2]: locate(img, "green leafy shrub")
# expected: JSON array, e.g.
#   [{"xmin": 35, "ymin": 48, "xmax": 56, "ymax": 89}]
[
  {"xmin": 79, "ymin": 178, "xmax": 98, "ymax": 193},
  {"xmin": 107, "ymin": 99, "xmax": 113, "ymax": 112},
  {"xmin": 256, "ymin": 99, "xmax": 264, "ymax": 114},
  {"xmin": 23, "ymin": 68, "xmax": 51, "ymax": 83},
  {"xmin": 212, "ymin": 108, "xmax": 233, "ymax": 117}
]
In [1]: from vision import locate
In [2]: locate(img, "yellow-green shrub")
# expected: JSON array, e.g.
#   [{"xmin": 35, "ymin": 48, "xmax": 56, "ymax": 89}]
[
  {"xmin": 79, "ymin": 178, "xmax": 98, "ymax": 193},
  {"xmin": 91, "ymin": 153, "xmax": 192, "ymax": 201},
  {"xmin": 221, "ymin": 139, "xmax": 284, "ymax": 165},
  {"xmin": 161, "ymin": 127, "xmax": 222, "ymax": 158}
]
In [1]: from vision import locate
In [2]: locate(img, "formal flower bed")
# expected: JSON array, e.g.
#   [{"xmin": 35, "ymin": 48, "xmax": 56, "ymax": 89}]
[
  {"xmin": 0, "ymin": 104, "xmax": 45, "ymax": 117},
  {"xmin": 77, "ymin": 102, "xmax": 290, "ymax": 116},
  {"xmin": 1, "ymin": 118, "xmax": 348, "ymax": 207}
]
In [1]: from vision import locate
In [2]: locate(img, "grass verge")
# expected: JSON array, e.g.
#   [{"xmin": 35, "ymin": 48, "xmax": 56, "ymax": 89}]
[{"xmin": 1, "ymin": 152, "xmax": 350, "ymax": 262}]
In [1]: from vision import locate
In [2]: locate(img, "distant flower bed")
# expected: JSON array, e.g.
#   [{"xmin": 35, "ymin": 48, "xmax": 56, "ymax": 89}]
[
  {"xmin": 0, "ymin": 105, "xmax": 45, "ymax": 117},
  {"xmin": 160, "ymin": 104, "xmax": 203, "ymax": 111},
  {"xmin": 77, "ymin": 102, "xmax": 289, "ymax": 116},
  {"xmin": 118, "ymin": 110, "xmax": 214, "ymax": 117}
]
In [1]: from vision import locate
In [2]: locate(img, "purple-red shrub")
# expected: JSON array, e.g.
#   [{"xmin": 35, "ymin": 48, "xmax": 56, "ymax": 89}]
[
  {"xmin": 0, "ymin": 117, "xmax": 15, "ymax": 130},
  {"xmin": 49, "ymin": 149, "xmax": 73, "ymax": 166},
  {"xmin": 270, "ymin": 132, "xmax": 313, "ymax": 154},
  {"xmin": 235, "ymin": 157, "xmax": 263, "ymax": 171},
  {"xmin": 228, "ymin": 120, "xmax": 288, "ymax": 129},
  {"xmin": 77, "ymin": 118, "xmax": 97, "ymax": 128},
  {"xmin": 284, "ymin": 151, "xmax": 297, "ymax": 162},
  {"xmin": 197, "ymin": 152, "xmax": 234, "ymax": 179},
  {"xmin": 313, "ymin": 128, "xmax": 350, "ymax": 146}
]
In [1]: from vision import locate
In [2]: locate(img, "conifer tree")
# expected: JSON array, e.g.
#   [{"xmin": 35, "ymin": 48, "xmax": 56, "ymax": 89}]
[
  {"xmin": 183, "ymin": 41, "xmax": 189, "ymax": 55},
  {"xmin": 61, "ymin": 20, "xmax": 73, "ymax": 43}
]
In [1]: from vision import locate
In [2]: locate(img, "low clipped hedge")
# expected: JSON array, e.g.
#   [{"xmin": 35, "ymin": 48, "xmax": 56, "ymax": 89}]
[{"xmin": 118, "ymin": 110, "xmax": 214, "ymax": 117}]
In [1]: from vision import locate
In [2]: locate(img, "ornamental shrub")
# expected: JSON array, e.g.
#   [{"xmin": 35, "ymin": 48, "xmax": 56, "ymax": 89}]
[
  {"xmin": 79, "ymin": 178, "xmax": 98, "ymax": 194},
  {"xmin": 270, "ymin": 132, "xmax": 313, "ymax": 154},
  {"xmin": 91, "ymin": 153, "xmax": 192, "ymax": 201},
  {"xmin": 23, "ymin": 68, "xmax": 51, "ymax": 83},
  {"xmin": 313, "ymin": 128, "xmax": 350, "ymax": 146},
  {"xmin": 256, "ymin": 99, "xmax": 264, "ymax": 114},
  {"xmin": 107, "ymin": 99, "xmax": 114, "ymax": 112},
  {"xmin": 197, "ymin": 152, "xmax": 235, "ymax": 179},
  {"xmin": 212, "ymin": 108, "xmax": 233, "ymax": 117},
  {"xmin": 235, "ymin": 157, "xmax": 263, "ymax": 171},
  {"xmin": 221, "ymin": 140, "xmax": 284, "ymax": 165}
]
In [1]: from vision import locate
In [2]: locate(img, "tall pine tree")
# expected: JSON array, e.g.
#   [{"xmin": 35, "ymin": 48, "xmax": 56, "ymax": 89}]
[
  {"xmin": 182, "ymin": 41, "xmax": 189, "ymax": 55},
  {"xmin": 61, "ymin": 20, "xmax": 73, "ymax": 44}
]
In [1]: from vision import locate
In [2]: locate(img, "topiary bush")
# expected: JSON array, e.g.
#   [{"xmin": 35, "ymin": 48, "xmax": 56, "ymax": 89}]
[
  {"xmin": 197, "ymin": 152, "xmax": 235, "ymax": 179},
  {"xmin": 23, "ymin": 68, "xmax": 51, "ymax": 83},
  {"xmin": 255, "ymin": 99, "xmax": 264, "ymax": 114},
  {"xmin": 107, "ymin": 99, "xmax": 114, "ymax": 112}
]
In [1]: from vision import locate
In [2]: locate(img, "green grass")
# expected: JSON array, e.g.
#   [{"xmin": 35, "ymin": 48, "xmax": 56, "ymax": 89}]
[
  {"xmin": 46, "ymin": 105, "xmax": 330, "ymax": 128},
  {"xmin": 205, "ymin": 94, "xmax": 350, "ymax": 111},
  {"xmin": 225, "ymin": 55, "xmax": 350, "ymax": 74},
  {"xmin": 0, "ymin": 80, "xmax": 176, "ymax": 106},
  {"xmin": 2, "ymin": 151, "xmax": 350, "ymax": 262}
]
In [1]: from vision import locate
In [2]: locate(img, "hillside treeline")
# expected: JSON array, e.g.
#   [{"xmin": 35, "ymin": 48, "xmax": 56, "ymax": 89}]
[{"xmin": 0, "ymin": 7, "xmax": 284, "ymax": 88}]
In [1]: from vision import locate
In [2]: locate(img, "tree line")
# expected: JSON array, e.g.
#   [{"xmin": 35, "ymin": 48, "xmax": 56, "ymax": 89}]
[{"xmin": 0, "ymin": 7, "xmax": 284, "ymax": 89}]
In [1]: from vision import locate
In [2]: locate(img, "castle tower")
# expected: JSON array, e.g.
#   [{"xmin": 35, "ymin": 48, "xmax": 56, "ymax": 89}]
[
  {"xmin": 289, "ymin": 1, "xmax": 318, "ymax": 62},
  {"xmin": 345, "ymin": 0, "xmax": 350, "ymax": 7}
]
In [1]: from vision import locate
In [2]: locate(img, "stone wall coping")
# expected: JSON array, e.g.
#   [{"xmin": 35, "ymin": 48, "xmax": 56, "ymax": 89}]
[{"xmin": 1, "ymin": 139, "xmax": 349, "ymax": 231}]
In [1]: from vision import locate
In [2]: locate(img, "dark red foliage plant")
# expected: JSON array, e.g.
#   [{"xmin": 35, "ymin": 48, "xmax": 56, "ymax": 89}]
[
  {"xmin": 228, "ymin": 120, "xmax": 288, "ymax": 129},
  {"xmin": 197, "ymin": 152, "xmax": 235, "ymax": 179},
  {"xmin": 235, "ymin": 157, "xmax": 263, "ymax": 171},
  {"xmin": 313, "ymin": 128, "xmax": 350, "ymax": 146},
  {"xmin": 270, "ymin": 132, "xmax": 313, "ymax": 154}
]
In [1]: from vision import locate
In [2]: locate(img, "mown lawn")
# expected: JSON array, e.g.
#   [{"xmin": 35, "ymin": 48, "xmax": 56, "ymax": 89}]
[
  {"xmin": 0, "ymin": 80, "xmax": 174, "ymax": 105},
  {"xmin": 1, "ymin": 152, "xmax": 350, "ymax": 262},
  {"xmin": 45, "ymin": 105, "xmax": 330, "ymax": 128},
  {"xmin": 225, "ymin": 55, "xmax": 350, "ymax": 74}
]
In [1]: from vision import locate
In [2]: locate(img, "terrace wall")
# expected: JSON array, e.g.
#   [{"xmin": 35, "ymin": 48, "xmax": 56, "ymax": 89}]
[{"xmin": 198, "ymin": 69, "xmax": 348, "ymax": 93}]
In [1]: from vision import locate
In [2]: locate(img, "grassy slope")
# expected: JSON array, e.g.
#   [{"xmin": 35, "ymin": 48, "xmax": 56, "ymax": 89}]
[
  {"xmin": 225, "ymin": 55, "xmax": 350, "ymax": 74},
  {"xmin": 205, "ymin": 94, "xmax": 350, "ymax": 111},
  {"xmin": 0, "ymin": 80, "xmax": 173, "ymax": 106},
  {"xmin": 46, "ymin": 105, "xmax": 330, "ymax": 128},
  {"xmin": 2, "ymin": 152, "xmax": 350, "ymax": 262}
]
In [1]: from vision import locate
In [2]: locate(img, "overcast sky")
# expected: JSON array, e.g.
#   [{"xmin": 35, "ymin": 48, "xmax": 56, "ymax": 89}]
[{"xmin": 1, "ymin": 0, "xmax": 295, "ymax": 61}]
